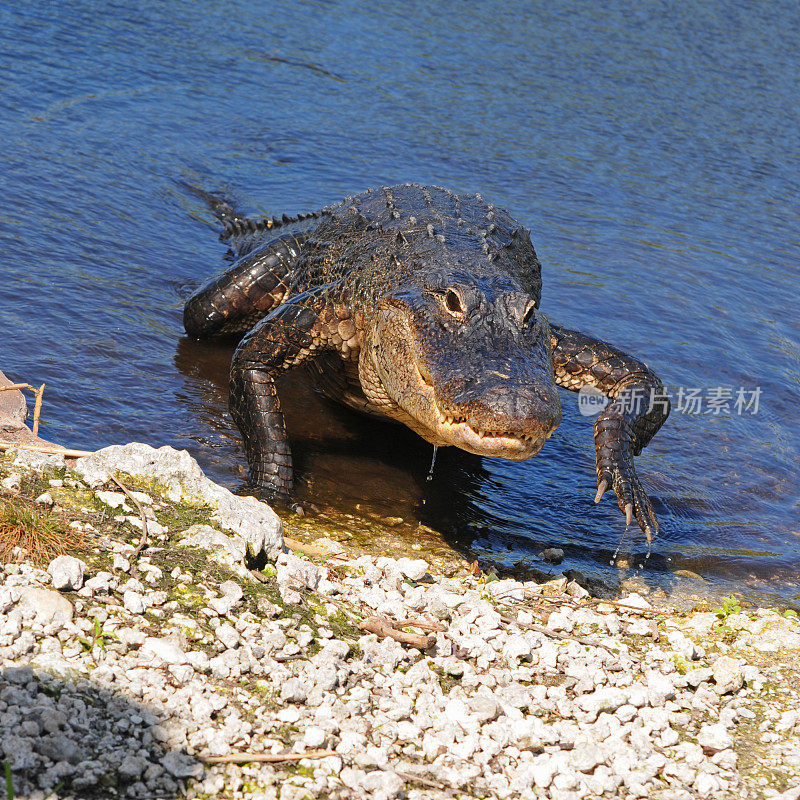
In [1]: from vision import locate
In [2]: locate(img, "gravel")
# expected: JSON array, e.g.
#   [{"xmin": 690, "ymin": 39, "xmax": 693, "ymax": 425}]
[{"xmin": 1, "ymin": 446, "xmax": 799, "ymax": 799}]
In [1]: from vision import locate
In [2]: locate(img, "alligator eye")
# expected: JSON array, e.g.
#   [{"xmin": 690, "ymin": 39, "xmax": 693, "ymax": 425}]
[
  {"xmin": 445, "ymin": 289, "xmax": 464, "ymax": 316},
  {"xmin": 521, "ymin": 300, "xmax": 537, "ymax": 327}
]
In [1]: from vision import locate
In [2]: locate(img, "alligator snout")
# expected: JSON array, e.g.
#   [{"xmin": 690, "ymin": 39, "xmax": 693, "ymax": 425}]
[{"xmin": 437, "ymin": 378, "xmax": 561, "ymax": 445}]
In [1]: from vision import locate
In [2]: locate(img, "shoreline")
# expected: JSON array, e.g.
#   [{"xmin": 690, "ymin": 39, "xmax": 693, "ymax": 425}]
[{"xmin": 1, "ymin": 442, "xmax": 799, "ymax": 799}]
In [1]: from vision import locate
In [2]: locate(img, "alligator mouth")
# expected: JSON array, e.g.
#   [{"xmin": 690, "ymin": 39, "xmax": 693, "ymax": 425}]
[
  {"xmin": 434, "ymin": 412, "xmax": 548, "ymax": 458},
  {"xmin": 414, "ymin": 360, "xmax": 549, "ymax": 457}
]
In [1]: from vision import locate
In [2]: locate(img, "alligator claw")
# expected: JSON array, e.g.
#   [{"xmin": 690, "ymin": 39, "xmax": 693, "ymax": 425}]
[
  {"xmin": 594, "ymin": 418, "xmax": 659, "ymax": 542},
  {"xmin": 595, "ymin": 466, "xmax": 658, "ymax": 542},
  {"xmin": 245, "ymin": 484, "xmax": 305, "ymax": 515}
]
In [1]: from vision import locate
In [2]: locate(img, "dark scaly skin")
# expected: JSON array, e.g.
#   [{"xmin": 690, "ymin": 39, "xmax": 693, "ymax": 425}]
[
  {"xmin": 550, "ymin": 325, "xmax": 669, "ymax": 539},
  {"xmin": 184, "ymin": 183, "xmax": 670, "ymax": 539},
  {"xmin": 183, "ymin": 232, "xmax": 308, "ymax": 338},
  {"xmin": 228, "ymin": 296, "xmax": 327, "ymax": 507}
]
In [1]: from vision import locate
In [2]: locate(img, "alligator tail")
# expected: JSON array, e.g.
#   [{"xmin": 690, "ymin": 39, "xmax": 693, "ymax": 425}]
[
  {"xmin": 219, "ymin": 210, "xmax": 324, "ymax": 242},
  {"xmin": 180, "ymin": 182, "xmax": 242, "ymax": 226},
  {"xmin": 181, "ymin": 181, "xmax": 324, "ymax": 245}
]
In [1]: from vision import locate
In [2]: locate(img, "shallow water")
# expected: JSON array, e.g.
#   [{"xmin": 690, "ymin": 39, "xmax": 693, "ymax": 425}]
[{"xmin": 1, "ymin": 1, "xmax": 798, "ymax": 604}]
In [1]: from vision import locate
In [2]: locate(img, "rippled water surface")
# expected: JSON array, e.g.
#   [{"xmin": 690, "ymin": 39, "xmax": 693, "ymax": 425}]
[{"xmin": 2, "ymin": 1, "xmax": 798, "ymax": 603}]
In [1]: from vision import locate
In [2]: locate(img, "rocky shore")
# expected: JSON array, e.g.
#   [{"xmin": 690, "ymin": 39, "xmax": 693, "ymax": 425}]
[{"xmin": 0, "ymin": 441, "xmax": 799, "ymax": 800}]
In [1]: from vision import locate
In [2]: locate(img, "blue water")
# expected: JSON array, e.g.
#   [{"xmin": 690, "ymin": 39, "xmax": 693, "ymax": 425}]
[{"xmin": 1, "ymin": 1, "xmax": 798, "ymax": 603}]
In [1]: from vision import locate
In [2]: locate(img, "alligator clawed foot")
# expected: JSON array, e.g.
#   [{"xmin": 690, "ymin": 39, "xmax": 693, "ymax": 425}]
[
  {"xmin": 595, "ymin": 457, "xmax": 659, "ymax": 543},
  {"xmin": 243, "ymin": 484, "xmax": 305, "ymax": 516},
  {"xmin": 271, "ymin": 493, "xmax": 306, "ymax": 516}
]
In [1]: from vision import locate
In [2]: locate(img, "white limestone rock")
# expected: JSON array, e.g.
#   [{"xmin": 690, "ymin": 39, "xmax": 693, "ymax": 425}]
[
  {"xmin": 17, "ymin": 587, "xmax": 74, "ymax": 626},
  {"xmin": 711, "ymin": 655, "xmax": 744, "ymax": 694},
  {"xmin": 74, "ymin": 443, "xmax": 283, "ymax": 559},
  {"xmin": 10, "ymin": 448, "xmax": 67, "ymax": 472},
  {"xmin": 47, "ymin": 555, "xmax": 86, "ymax": 591}
]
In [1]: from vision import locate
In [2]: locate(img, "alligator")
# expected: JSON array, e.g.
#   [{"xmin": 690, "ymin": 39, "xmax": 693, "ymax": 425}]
[{"xmin": 184, "ymin": 184, "xmax": 669, "ymax": 540}]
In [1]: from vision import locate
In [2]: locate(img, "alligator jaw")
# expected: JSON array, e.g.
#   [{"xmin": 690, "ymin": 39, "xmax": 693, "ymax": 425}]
[
  {"xmin": 408, "ymin": 361, "xmax": 552, "ymax": 458},
  {"xmin": 433, "ymin": 412, "xmax": 547, "ymax": 458}
]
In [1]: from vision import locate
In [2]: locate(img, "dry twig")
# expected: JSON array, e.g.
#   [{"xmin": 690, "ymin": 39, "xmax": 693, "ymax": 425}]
[
  {"xmin": 358, "ymin": 615, "xmax": 435, "ymax": 649},
  {"xmin": 31, "ymin": 383, "xmax": 45, "ymax": 436},
  {"xmin": 392, "ymin": 769, "xmax": 451, "ymax": 791},
  {"xmin": 392, "ymin": 618, "xmax": 447, "ymax": 633},
  {"xmin": 0, "ymin": 382, "xmax": 46, "ymax": 436},
  {"xmin": 0, "ymin": 442, "xmax": 92, "ymax": 458},
  {"xmin": 0, "ymin": 383, "xmax": 33, "ymax": 392},
  {"xmin": 109, "ymin": 475, "xmax": 149, "ymax": 559},
  {"xmin": 498, "ymin": 613, "xmax": 618, "ymax": 655},
  {"xmin": 283, "ymin": 535, "xmax": 335, "ymax": 559},
  {"xmin": 248, "ymin": 568, "xmax": 270, "ymax": 585},
  {"xmin": 203, "ymin": 749, "xmax": 337, "ymax": 765},
  {"xmin": 514, "ymin": 590, "xmax": 662, "ymax": 618}
]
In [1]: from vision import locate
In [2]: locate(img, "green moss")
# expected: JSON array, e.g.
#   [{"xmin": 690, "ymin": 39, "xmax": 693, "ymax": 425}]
[
  {"xmin": 671, "ymin": 654, "xmax": 690, "ymax": 675},
  {"xmin": 154, "ymin": 499, "xmax": 215, "ymax": 533},
  {"xmin": 319, "ymin": 607, "xmax": 361, "ymax": 645},
  {"xmin": 430, "ymin": 663, "xmax": 461, "ymax": 694},
  {"xmin": 272, "ymin": 723, "xmax": 300, "ymax": 746}
]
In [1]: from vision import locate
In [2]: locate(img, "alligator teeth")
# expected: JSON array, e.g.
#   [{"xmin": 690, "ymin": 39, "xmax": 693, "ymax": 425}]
[{"xmin": 437, "ymin": 412, "xmax": 545, "ymax": 446}]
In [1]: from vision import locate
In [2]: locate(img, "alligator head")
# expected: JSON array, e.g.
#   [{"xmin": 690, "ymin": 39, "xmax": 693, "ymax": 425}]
[{"xmin": 361, "ymin": 271, "xmax": 562, "ymax": 459}]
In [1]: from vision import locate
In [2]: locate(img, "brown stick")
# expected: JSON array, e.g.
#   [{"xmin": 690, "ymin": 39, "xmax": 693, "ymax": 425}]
[
  {"xmin": 249, "ymin": 569, "xmax": 269, "ymax": 584},
  {"xmin": 358, "ymin": 616, "xmax": 435, "ymax": 649},
  {"xmin": 203, "ymin": 749, "xmax": 337, "ymax": 764},
  {"xmin": 0, "ymin": 383, "xmax": 35, "ymax": 392},
  {"xmin": 519, "ymin": 591, "xmax": 662, "ymax": 618},
  {"xmin": 283, "ymin": 536, "xmax": 335, "ymax": 558},
  {"xmin": 0, "ymin": 382, "xmax": 46, "ymax": 436},
  {"xmin": 0, "ymin": 442, "xmax": 93, "ymax": 457},
  {"xmin": 589, "ymin": 598, "xmax": 660, "ymax": 616},
  {"xmin": 498, "ymin": 613, "xmax": 618, "ymax": 654},
  {"xmin": 31, "ymin": 383, "xmax": 45, "ymax": 436},
  {"xmin": 392, "ymin": 618, "xmax": 448, "ymax": 633},
  {"xmin": 110, "ymin": 475, "xmax": 149, "ymax": 558},
  {"xmin": 393, "ymin": 769, "xmax": 450, "ymax": 791}
]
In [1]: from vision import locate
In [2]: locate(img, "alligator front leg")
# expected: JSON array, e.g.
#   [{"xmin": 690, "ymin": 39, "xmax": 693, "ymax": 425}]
[
  {"xmin": 550, "ymin": 324, "xmax": 670, "ymax": 540},
  {"xmin": 184, "ymin": 232, "xmax": 308, "ymax": 339},
  {"xmin": 229, "ymin": 297, "xmax": 327, "ymax": 508}
]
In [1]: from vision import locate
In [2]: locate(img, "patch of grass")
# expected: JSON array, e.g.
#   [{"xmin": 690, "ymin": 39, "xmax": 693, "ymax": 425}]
[
  {"xmin": 103, "ymin": 473, "xmax": 215, "ymax": 532},
  {"xmin": 320, "ymin": 607, "xmax": 361, "ymax": 645},
  {"xmin": 714, "ymin": 594, "xmax": 742, "ymax": 622},
  {"xmin": 4, "ymin": 760, "xmax": 13, "ymax": 800},
  {"xmin": 154, "ymin": 499, "xmax": 215, "ymax": 533},
  {"xmin": 0, "ymin": 493, "xmax": 86, "ymax": 565},
  {"xmin": 78, "ymin": 618, "xmax": 118, "ymax": 653},
  {"xmin": 17, "ymin": 466, "xmax": 67, "ymax": 498}
]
